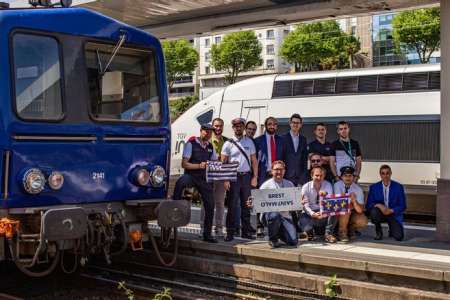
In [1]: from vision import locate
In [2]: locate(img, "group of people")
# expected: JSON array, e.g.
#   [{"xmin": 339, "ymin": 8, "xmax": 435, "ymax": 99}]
[{"xmin": 173, "ymin": 114, "xmax": 407, "ymax": 248}]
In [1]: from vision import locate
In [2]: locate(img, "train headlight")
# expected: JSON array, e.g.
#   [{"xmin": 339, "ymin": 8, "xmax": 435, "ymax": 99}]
[
  {"xmin": 150, "ymin": 166, "xmax": 166, "ymax": 188},
  {"xmin": 48, "ymin": 172, "xmax": 64, "ymax": 190},
  {"xmin": 136, "ymin": 169, "xmax": 150, "ymax": 186},
  {"xmin": 23, "ymin": 169, "xmax": 46, "ymax": 194}
]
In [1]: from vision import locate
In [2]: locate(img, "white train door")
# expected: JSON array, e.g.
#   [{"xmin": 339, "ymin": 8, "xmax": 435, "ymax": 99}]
[{"xmin": 242, "ymin": 102, "xmax": 267, "ymax": 136}]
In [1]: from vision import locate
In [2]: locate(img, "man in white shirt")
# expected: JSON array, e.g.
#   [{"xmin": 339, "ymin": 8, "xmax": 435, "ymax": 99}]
[
  {"xmin": 221, "ymin": 117, "xmax": 258, "ymax": 241},
  {"xmin": 333, "ymin": 166, "xmax": 368, "ymax": 242},
  {"xmin": 248, "ymin": 161, "xmax": 298, "ymax": 248},
  {"xmin": 299, "ymin": 166, "xmax": 337, "ymax": 243}
]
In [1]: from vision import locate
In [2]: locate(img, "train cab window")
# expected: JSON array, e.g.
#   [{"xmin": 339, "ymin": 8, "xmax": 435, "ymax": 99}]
[
  {"xmin": 196, "ymin": 109, "xmax": 213, "ymax": 125},
  {"xmin": 12, "ymin": 34, "xmax": 63, "ymax": 120},
  {"xmin": 85, "ymin": 42, "xmax": 160, "ymax": 123}
]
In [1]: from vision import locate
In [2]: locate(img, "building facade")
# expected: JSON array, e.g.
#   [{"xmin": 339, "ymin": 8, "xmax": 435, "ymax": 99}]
[{"xmin": 198, "ymin": 26, "xmax": 291, "ymax": 100}]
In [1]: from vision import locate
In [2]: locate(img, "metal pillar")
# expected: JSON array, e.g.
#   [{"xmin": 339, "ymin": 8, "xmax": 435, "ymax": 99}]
[{"xmin": 437, "ymin": 0, "xmax": 450, "ymax": 241}]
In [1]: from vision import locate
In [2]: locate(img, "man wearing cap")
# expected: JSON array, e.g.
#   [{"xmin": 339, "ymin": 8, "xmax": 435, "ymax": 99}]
[
  {"xmin": 221, "ymin": 117, "xmax": 258, "ymax": 241},
  {"xmin": 173, "ymin": 123, "xmax": 218, "ymax": 243},
  {"xmin": 254, "ymin": 116, "xmax": 284, "ymax": 238},
  {"xmin": 333, "ymin": 166, "xmax": 368, "ymax": 242}
]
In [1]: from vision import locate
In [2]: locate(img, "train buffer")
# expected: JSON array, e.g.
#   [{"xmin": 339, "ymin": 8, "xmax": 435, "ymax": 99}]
[{"xmin": 141, "ymin": 222, "xmax": 450, "ymax": 300}]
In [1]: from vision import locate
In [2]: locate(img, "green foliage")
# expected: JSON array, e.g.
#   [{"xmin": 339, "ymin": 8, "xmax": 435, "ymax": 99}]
[
  {"xmin": 162, "ymin": 39, "xmax": 198, "ymax": 88},
  {"xmin": 392, "ymin": 8, "xmax": 440, "ymax": 64},
  {"xmin": 279, "ymin": 20, "xmax": 360, "ymax": 71},
  {"xmin": 210, "ymin": 31, "xmax": 262, "ymax": 84},
  {"xmin": 325, "ymin": 274, "xmax": 339, "ymax": 298},
  {"xmin": 117, "ymin": 281, "xmax": 135, "ymax": 300},
  {"xmin": 153, "ymin": 287, "xmax": 172, "ymax": 300},
  {"xmin": 169, "ymin": 95, "xmax": 198, "ymax": 121}
]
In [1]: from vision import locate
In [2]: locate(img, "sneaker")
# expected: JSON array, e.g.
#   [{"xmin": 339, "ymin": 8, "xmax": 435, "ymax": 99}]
[
  {"xmin": 214, "ymin": 227, "xmax": 224, "ymax": 237},
  {"xmin": 339, "ymin": 232, "xmax": 349, "ymax": 243},
  {"xmin": 324, "ymin": 234, "xmax": 337, "ymax": 243},
  {"xmin": 256, "ymin": 227, "xmax": 265, "ymax": 238}
]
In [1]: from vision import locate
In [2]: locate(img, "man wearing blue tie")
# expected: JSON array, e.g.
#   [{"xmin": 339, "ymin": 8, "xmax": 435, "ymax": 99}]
[
  {"xmin": 254, "ymin": 116, "xmax": 284, "ymax": 237},
  {"xmin": 366, "ymin": 165, "xmax": 407, "ymax": 241}
]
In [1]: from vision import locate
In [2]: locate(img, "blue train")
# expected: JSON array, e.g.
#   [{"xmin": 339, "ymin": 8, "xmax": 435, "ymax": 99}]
[{"xmin": 0, "ymin": 2, "xmax": 189, "ymax": 276}]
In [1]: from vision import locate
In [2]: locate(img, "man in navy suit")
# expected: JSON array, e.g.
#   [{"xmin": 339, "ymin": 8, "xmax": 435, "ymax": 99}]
[
  {"xmin": 367, "ymin": 164, "xmax": 407, "ymax": 241},
  {"xmin": 281, "ymin": 114, "xmax": 308, "ymax": 186},
  {"xmin": 254, "ymin": 116, "xmax": 283, "ymax": 237}
]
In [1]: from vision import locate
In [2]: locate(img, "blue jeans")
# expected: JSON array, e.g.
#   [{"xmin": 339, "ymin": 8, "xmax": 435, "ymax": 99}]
[{"xmin": 263, "ymin": 212, "xmax": 298, "ymax": 246}]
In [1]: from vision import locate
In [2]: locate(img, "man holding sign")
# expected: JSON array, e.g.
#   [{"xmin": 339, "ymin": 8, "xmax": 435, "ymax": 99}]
[
  {"xmin": 333, "ymin": 166, "xmax": 368, "ymax": 242},
  {"xmin": 249, "ymin": 161, "xmax": 299, "ymax": 248}
]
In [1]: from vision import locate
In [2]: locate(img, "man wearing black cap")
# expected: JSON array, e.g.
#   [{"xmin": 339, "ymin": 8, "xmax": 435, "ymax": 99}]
[
  {"xmin": 173, "ymin": 123, "xmax": 218, "ymax": 243},
  {"xmin": 221, "ymin": 117, "xmax": 258, "ymax": 241},
  {"xmin": 333, "ymin": 166, "xmax": 368, "ymax": 242}
]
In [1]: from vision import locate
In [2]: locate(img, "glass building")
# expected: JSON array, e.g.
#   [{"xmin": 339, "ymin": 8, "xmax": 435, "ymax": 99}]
[{"xmin": 372, "ymin": 13, "xmax": 440, "ymax": 66}]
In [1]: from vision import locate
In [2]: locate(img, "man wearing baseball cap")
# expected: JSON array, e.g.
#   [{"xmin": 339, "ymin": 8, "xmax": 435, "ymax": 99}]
[
  {"xmin": 173, "ymin": 123, "xmax": 218, "ymax": 243},
  {"xmin": 221, "ymin": 117, "xmax": 258, "ymax": 241},
  {"xmin": 333, "ymin": 166, "xmax": 368, "ymax": 242}
]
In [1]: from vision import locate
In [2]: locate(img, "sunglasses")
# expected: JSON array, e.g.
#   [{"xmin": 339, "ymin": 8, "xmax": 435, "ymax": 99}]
[
  {"xmin": 380, "ymin": 172, "xmax": 390, "ymax": 175},
  {"xmin": 311, "ymin": 159, "xmax": 321, "ymax": 163}
]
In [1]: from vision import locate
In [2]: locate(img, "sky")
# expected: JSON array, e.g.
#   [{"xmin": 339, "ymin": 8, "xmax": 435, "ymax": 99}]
[{"xmin": 5, "ymin": 0, "xmax": 96, "ymax": 8}]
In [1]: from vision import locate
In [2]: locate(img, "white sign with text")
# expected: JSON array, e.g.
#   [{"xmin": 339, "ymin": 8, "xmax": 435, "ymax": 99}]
[{"xmin": 251, "ymin": 187, "xmax": 302, "ymax": 213}]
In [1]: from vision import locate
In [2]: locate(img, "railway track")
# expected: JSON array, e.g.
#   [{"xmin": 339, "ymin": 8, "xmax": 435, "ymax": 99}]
[{"xmin": 83, "ymin": 256, "xmax": 333, "ymax": 300}]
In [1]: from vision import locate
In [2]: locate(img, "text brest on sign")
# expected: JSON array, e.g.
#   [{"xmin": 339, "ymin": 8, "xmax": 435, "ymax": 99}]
[{"xmin": 251, "ymin": 187, "xmax": 302, "ymax": 214}]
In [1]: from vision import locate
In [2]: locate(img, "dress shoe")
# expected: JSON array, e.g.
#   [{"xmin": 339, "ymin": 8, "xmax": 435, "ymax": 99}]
[
  {"xmin": 224, "ymin": 234, "xmax": 234, "ymax": 242},
  {"xmin": 203, "ymin": 236, "xmax": 218, "ymax": 243},
  {"xmin": 256, "ymin": 227, "xmax": 265, "ymax": 238},
  {"xmin": 241, "ymin": 232, "xmax": 256, "ymax": 240},
  {"xmin": 269, "ymin": 240, "xmax": 282, "ymax": 248},
  {"xmin": 374, "ymin": 231, "xmax": 383, "ymax": 240}
]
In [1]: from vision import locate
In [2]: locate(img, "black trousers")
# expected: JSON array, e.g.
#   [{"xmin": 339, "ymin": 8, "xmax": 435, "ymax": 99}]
[
  {"xmin": 369, "ymin": 207, "xmax": 404, "ymax": 241},
  {"xmin": 227, "ymin": 173, "xmax": 252, "ymax": 236},
  {"xmin": 173, "ymin": 174, "xmax": 214, "ymax": 238}
]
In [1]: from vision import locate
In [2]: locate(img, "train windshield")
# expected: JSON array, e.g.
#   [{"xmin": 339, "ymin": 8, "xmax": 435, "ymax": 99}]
[
  {"xmin": 12, "ymin": 33, "xmax": 64, "ymax": 121},
  {"xmin": 85, "ymin": 42, "xmax": 160, "ymax": 123}
]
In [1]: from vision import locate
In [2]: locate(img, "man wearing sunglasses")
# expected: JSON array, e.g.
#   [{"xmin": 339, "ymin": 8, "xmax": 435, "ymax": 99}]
[
  {"xmin": 366, "ymin": 165, "xmax": 406, "ymax": 241},
  {"xmin": 307, "ymin": 153, "xmax": 334, "ymax": 183}
]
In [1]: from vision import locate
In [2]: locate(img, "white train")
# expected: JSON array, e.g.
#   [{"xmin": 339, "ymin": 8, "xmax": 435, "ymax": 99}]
[{"xmin": 171, "ymin": 64, "xmax": 440, "ymax": 200}]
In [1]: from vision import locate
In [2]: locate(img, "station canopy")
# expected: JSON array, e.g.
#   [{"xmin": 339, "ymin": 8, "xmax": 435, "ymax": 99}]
[{"xmin": 82, "ymin": 0, "xmax": 438, "ymax": 38}]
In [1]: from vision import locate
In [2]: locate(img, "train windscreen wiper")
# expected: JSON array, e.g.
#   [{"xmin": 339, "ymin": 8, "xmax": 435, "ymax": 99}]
[{"xmin": 96, "ymin": 33, "xmax": 127, "ymax": 76}]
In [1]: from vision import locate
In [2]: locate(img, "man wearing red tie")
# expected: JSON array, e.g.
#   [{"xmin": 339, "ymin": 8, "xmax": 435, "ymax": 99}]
[{"xmin": 254, "ymin": 116, "xmax": 284, "ymax": 237}]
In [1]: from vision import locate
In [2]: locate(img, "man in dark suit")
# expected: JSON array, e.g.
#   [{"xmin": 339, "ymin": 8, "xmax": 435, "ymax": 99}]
[
  {"xmin": 281, "ymin": 114, "xmax": 308, "ymax": 186},
  {"xmin": 254, "ymin": 116, "xmax": 283, "ymax": 237},
  {"xmin": 366, "ymin": 164, "xmax": 407, "ymax": 241}
]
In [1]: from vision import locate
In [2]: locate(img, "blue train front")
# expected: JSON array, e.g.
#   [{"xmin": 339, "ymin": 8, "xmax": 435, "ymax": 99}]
[{"xmin": 0, "ymin": 5, "xmax": 189, "ymax": 276}]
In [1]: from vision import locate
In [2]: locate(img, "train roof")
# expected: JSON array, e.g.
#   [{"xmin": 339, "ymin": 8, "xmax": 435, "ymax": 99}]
[
  {"xmin": 275, "ymin": 63, "xmax": 441, "ymax": 81},
  {"xmin": 0, "ymin": 7, "xmax": 160, "ymax": 48}
]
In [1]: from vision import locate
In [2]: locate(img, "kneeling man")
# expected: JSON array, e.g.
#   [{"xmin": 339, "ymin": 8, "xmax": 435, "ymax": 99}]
[
  {"xmin": 254, "ymin": 160, "xmax": 298, "ymax": 248},
  {"xmin": 367, "ymin": 164, "xmax": 406, "ymax": 241},
  {"xmin": 333, "ymin": 166, "xmax": 368, "ymax": 242}
]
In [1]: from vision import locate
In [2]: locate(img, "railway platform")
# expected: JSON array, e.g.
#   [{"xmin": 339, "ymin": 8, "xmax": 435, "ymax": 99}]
[{"xmin": 142, "ymin": 222, "xmax": 450, "ymax": 300}]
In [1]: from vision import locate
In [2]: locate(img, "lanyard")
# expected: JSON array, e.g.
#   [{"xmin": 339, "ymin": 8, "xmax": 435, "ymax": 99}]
[{"xmin": 339, "ymin": 139, "xmax": 355, "ymax": 163}]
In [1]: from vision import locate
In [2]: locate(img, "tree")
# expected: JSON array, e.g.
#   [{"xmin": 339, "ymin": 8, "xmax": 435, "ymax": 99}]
[
  {"xmin": 210, "ymin": 31, "xmax": 262, "ymax": 84},
  {"xmin": 392, "ymin": 8, "xmax": 440, "ymax": 64},
  {"xmin": 162, "ymin": 39, "xmax": 198, "ymax": 88},
  {"xmin": 169, "ymin": 95, "xmax": 198, "ymax": 121},
  {"xmin": 279, "ymin": 20, "xmax": 360, "ymax": 71}
]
